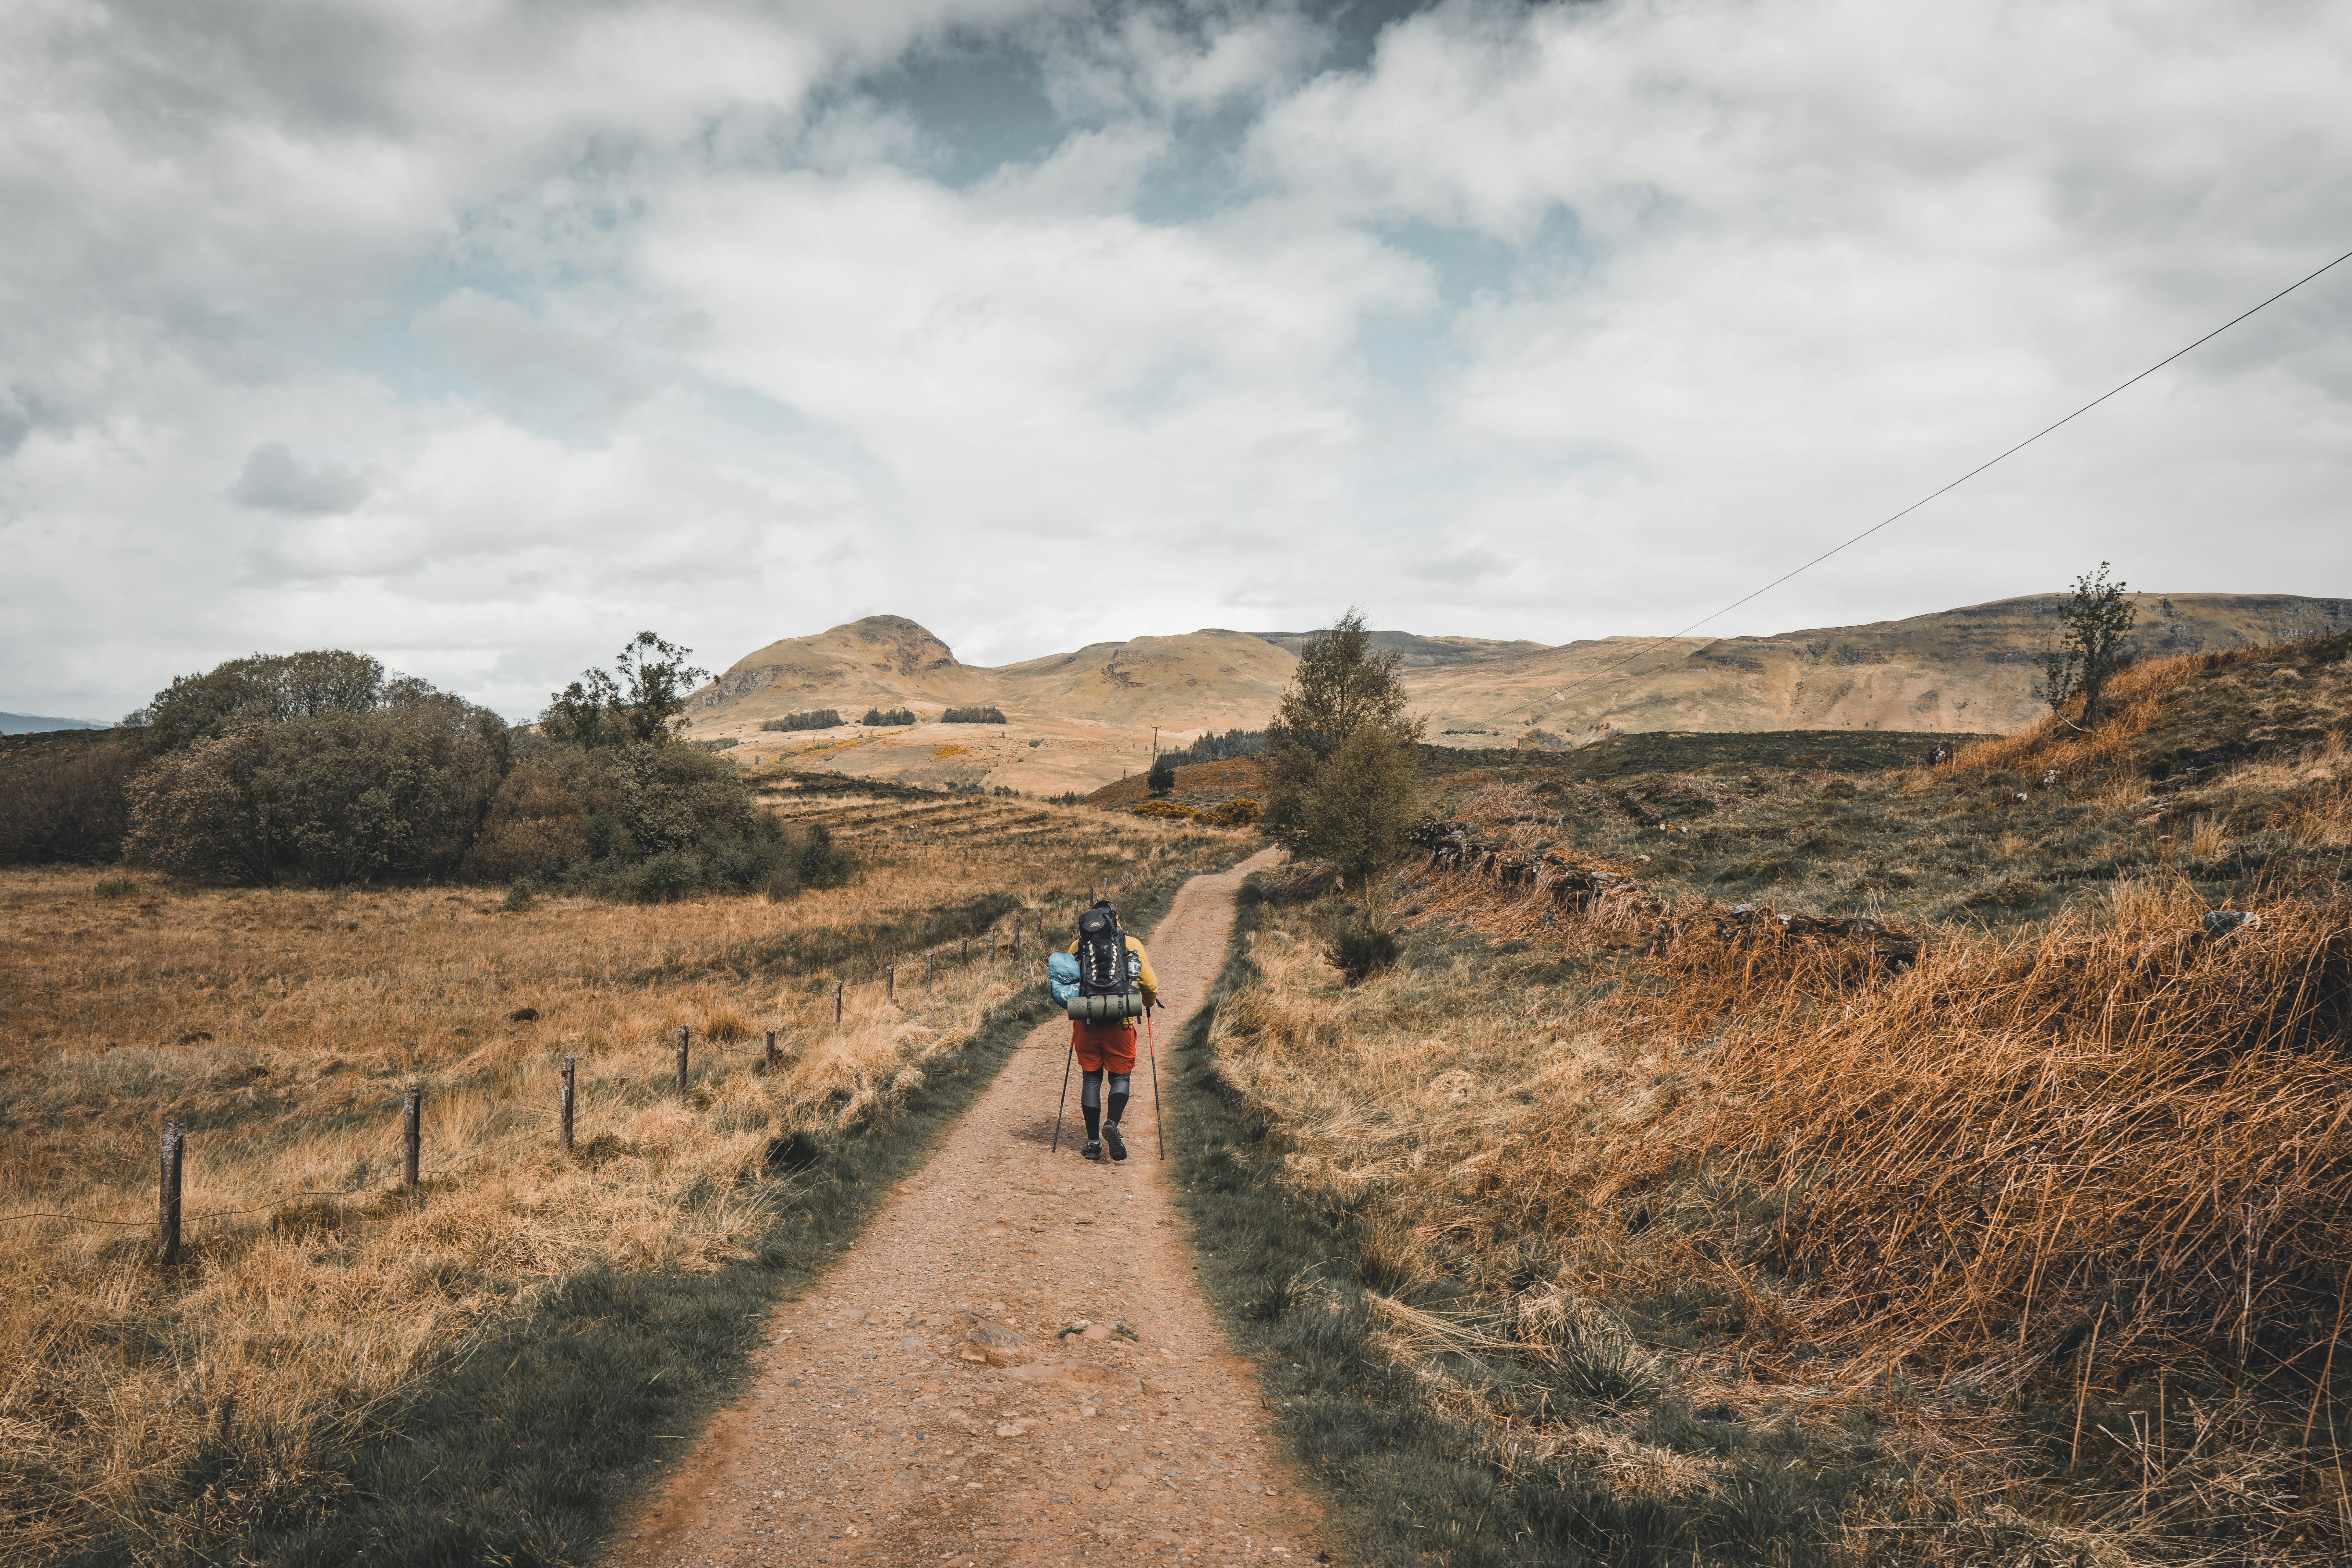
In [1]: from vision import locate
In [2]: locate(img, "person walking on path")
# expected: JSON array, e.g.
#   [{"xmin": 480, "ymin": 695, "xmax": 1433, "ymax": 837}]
[{"xmin": 1062, "ymin": 897, "xmax": 1157, "ymax": 1162}]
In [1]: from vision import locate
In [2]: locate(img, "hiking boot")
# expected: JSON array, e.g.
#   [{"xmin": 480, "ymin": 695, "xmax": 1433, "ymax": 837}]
[
  {"xmin": 1102, "ymin": 1122, "xmax": 1128, "ymax": 1162},
  {"xmin": 1082, "ymin": 1140, "xmax": 1103, "ymax": 1161}
]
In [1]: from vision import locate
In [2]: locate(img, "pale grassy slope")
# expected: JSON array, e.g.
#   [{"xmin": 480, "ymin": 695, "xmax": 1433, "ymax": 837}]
[
  {"xmin": 682, "ymin": 594, "xmax": 2352, "ymax": 790},
  {"xmin": 1406, "ymin": 592, "xmax": 2352, "ymax": 743},
  {"xmin": 679, "ymin": 620, "xmax": 1297, "ymax": 795}
]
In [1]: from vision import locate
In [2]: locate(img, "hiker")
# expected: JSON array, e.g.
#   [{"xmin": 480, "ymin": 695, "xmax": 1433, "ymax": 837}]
[{"xmin": 1060, "ymin": 898, "xmax": 1158, "ymax": 1162}]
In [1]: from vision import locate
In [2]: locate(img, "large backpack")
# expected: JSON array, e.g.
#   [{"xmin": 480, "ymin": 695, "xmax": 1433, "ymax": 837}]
[{"xmin": 1076, "ymin": 905, "xmax": 1133, "ymax": 997}]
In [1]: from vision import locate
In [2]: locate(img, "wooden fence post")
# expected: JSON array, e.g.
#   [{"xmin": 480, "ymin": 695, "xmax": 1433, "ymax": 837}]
[
  {"xmin": 886, "ymin": 963, "xmax": 896, "ymax": 1002},
  {"xmin": 960, "ymin": 936, "xmax": 968, "ymax": 966},
  {"xmin": 833, "ymin": 978, "xmax": 843, "ymax": 1027},
  {"xmin": 401, "ymin": 1087, "xmax": 422, "ymax": 1188},
  {"xmin": 764, "ymin": 1029, "xmax": 779, "ymax": 1072},
  {"xmin": 559, "ymin": 1057, "xmax": 575, "ymax": 1152},
  {"xmin": 157, "ymin": 1122, "xmax": 183, "ymax": 1265},
  {"xmin": 925, "ymin": 948, "xmax": 934, "ymax": 994},
  {"xmin": 676, "ymin": 1026, "xmax": 690, "ymax": 1101}
]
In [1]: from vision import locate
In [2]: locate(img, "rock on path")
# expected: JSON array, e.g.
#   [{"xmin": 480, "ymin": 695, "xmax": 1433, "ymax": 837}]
[{"xmin": 613, "ymin": 848, "xmax": 1328, "ymax": 1568}]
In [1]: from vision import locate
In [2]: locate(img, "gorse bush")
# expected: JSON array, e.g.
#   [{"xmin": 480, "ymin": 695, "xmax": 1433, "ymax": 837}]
[
  {"xmin": 762, "ymin": 709, "xmax": 843, "ymax": 732},
  {"xmin": 1206, "ymin": 796, "xmax": 1261, "ymax": 827},
  {"xmin": 940, "ymin": 705, "xmax": 1006, "ymax": 724},
  {"xmin": 861, "ymin": 707, "xmax": 916, "ymax": 727}
]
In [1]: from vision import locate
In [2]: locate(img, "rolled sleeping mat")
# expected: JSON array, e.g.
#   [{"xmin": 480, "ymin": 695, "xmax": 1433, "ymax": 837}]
[{"xmin": 1066, "ymin": 991, "xmax": 1144, "ymax": 1021}]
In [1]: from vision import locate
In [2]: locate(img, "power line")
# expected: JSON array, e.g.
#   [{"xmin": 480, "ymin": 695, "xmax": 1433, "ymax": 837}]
[{"xmin": 1531, "ymin": 244, "xmax": 2352, "ymax": 722}]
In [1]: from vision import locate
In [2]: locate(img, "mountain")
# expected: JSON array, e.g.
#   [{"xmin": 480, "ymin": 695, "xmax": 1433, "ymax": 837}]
[
  {"xmin": 0, "ymin": 712, "xmax": 109, "ymax": 735},
  {"xmin": 680, "ymin": 594, "xmax": 2352, "ymax": 793},
  {"xmin": 679, "ymin": 618, "xmax": 1298, "ymax": 796}
]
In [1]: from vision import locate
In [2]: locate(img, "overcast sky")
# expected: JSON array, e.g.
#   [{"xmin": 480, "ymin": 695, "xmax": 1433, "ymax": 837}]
[{"xmin": 5, "ymin": 0, "xmax": 2348, "ymax": 721}]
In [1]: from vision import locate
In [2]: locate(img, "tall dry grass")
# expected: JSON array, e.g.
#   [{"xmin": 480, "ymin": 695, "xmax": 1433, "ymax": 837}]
[
  {"xmin": 0, "ymin": 800, "xmax": 1240, "ymax": 1561},
  {"xmin": 1209, "ymin": 821, "xmax": 2352, "ymax": 1554}
]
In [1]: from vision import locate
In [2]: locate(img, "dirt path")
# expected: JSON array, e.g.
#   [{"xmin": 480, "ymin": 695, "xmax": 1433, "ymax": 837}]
[{"xmin": 613, "ymin": 848, "xmax": 1330, "ymax": 1568}]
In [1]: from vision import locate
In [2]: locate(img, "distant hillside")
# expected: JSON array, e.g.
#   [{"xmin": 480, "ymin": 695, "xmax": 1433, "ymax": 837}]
[
  {"xmin": 683, "ymin": 594, "xmax": 2352, "ymax": 793},
  {"xmin": 1404, "ymin": 593, "xmax": 2352, "ymax": 745},
  {"xmin": 0, "ymin": 712, "xmax": 108, "ymax": 736},
  {"xmin": 1250, "ymin": 629, "xmax": 1546, "ymax": 668}
]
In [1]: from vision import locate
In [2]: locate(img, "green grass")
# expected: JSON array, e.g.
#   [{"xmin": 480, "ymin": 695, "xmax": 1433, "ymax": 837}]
[
  {"xmin": 1165, "ymin": 887, "xmax": 1900, "ymax": 1568},
  {"xmin": 180, "ymin": 868, "xmax": 1206, "ymax": 1568}
]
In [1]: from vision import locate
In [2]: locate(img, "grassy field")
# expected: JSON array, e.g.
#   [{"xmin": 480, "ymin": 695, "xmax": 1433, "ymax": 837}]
[
  {"xmin": 0, "ymin": 787, "xmax": 1247, "ymax": 1565},
  {"xmin": 1174, "ymin": 634, "xmax": 2352, "ymax": 1565}
]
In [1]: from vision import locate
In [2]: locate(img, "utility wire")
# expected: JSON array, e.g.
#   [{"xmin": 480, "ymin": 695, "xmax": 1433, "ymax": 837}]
[{"xmin": 1532, "ymin": 244, "xmax": 2352, "ymax": 721}]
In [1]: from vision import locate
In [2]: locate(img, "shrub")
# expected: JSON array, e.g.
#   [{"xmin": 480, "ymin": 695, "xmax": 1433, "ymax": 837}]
[
  {"xmin": 762, "ymin": 710, "xmax": 842, "ymax": 732},
  {"xmin": 763, "ymin": 824, "xmax": 857, "ymax": 901},
  {"xmin": 464, "ymin": 759, "xmax": 592, "ymax": 882},
  {"xmin": 129, "ymin": 649, "xmax": 391, "ymax": 751},
  {"xmin": 0, "ymin": 734, "xmax": 143, "ymax": 863},
  {"xmin": 1326, "ymin": 922, "xmax": 1400, "ymax": 984},
  {"xmin": 125, "ymin": 698, "xmax": 509, "ymax": 885},
  {"xmin": 940, "ymin": 706, "xmax": 1006, "ymax": 724},
  {"xmin": 501, "ymin": 880, "xmax": 536, "ymax": 912},
  {"xmin": 861, "ymin": 707, "xmax": 916, "ymax": 727},
  {"xmin": 93, "ymin": 875, "xmax": 137, "ymax": 898},
  {"xmin": 1146, "ymin": 755, "xmax": 1176, "ymax": 795},
  {"xmin": 1207, "ymin": 797, "xmax": 1262, "ymax": 827}
]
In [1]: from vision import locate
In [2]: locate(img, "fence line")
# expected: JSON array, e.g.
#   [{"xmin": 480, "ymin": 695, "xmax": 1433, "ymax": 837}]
[{"xmin": 0, "ymin": 884, "xmax": 1158, "ymax": 1250}]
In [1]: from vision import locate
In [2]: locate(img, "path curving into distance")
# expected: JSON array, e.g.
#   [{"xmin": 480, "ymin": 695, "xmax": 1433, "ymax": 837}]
[{"xmin": 613, "ymin": 846, "xmax": 1328, "ymax": 1568}]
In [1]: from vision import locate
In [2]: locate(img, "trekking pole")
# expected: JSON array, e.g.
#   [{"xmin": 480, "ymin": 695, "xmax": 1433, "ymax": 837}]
[
  {"xmin": 1050, "ymin": 1040, "xmax": 1076, "ymax": 1153},
  {"xmin": 1146, "ymin": 1004, "xmax": 1164, "ymax": 1160}
]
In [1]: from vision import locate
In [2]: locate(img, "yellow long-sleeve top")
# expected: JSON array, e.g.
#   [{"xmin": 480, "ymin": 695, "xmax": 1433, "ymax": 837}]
[{"xmin": 1066, "ymin": 933, "xmax": 1160, "ymax": 1010}]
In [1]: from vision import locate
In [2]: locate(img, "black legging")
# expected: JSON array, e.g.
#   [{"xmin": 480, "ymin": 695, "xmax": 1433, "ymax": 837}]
[{"xmin": 1080, "ymin": 1069, "xmax": 1131, "ymax": 1141}]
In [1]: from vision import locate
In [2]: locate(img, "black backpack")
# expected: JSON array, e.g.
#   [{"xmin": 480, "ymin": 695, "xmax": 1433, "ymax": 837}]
[{"xmin": 1076, "ymin": 904, "xmax": 1134, "ymax": 997}]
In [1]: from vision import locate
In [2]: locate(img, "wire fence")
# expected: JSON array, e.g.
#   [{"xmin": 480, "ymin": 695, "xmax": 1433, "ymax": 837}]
[{"xmin": 0, "ymin": 895, "xmax": 1121, "ymax": 1256}]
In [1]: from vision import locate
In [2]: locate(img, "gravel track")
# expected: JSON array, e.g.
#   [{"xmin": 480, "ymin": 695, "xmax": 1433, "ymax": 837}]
[{"xmin": 613, "ymin": 847, "xmax": 1329, "ymax": 1568}]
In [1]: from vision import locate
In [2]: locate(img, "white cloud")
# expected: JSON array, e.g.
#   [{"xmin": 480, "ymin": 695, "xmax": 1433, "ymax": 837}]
[{"xmin": 4, "ymin": 0, "xmax": 2350, "ymax": 720}]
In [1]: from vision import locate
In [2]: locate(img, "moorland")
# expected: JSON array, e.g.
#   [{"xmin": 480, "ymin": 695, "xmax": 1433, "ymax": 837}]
[
  {"xmin": 1173, "ymin": 628, "xmax": 2352, "ymax": 1565},
  {"xmin": 0, "ymin": 784, "xmax": 1246, "ymax": 1563},
  {"xmin": 675, "ymin": 593, "xmax": 2352, "ymax": 794}
]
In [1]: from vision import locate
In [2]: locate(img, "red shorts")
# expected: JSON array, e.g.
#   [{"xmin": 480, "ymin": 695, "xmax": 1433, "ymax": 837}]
[{"xmin": 1072, "ymin": 1020, "xmax": 1138, "ymax": 1074}]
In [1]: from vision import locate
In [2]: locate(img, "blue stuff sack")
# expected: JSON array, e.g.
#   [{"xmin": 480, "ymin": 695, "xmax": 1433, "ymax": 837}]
[{"xmin": 1047, "ymin": 950, "xmax": 1081, "ymax": 1007}]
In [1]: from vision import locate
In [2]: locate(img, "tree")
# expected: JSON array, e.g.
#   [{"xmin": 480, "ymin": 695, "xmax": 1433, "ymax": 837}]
[
  {"xmin": 542, "ymin": 632, "xmax": 710, "ymax": 747},
  {"xmin": 129, "ymin": 650, "xmax": 388, "ymax": 751},
  {"xmin": 1298, "ymin": 723, "xmax": 1420, "ymax": 927},
  {"xmin": 1262, "ymin": 609, "xmax": 1425, "ymax": 925},
  {"xmin": 2037, "ymin": 564, "xmax": 2138, "ymax": 727},
  {"xmin": 1266, "ymin": 609, "xmax": 1416, "ymax": 764},
  {"xmin": 1146, "ymin": 754, "xmax": 1176, "ymax": 795}
]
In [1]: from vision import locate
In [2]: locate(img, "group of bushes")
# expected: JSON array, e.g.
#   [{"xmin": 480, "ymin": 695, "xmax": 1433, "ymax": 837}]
[
  {"xmin": 861, "ymin": 706, "xmax": 915, "ymax": 727},
  {"xmin": 762, "ymin": 709, "xmax": 842, "ymax": 732},
  {"xmin": 940, "ymin": 705, "xmax": 1006, "ymax": 724},
  {"xmin": 0, "ymin": 642, "xmax": 856, "ymax": 902}
]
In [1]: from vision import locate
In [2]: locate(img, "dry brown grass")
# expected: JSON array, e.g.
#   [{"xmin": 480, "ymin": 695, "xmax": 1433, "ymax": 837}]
[
  {"xmin": 1956, "ymin": 653, "xmax": 2218, "ymax": 783},
  {"xmin": 1211, "ymin": 813, "xmax": 2352, "ymax": 1556},
  {"xmin": 0, "ymin": 795, "xmax": 1243, "ymax": 1561}
]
